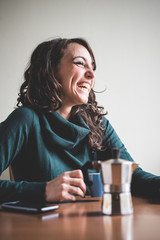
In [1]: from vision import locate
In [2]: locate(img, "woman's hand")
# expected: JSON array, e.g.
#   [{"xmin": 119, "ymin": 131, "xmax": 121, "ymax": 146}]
[{"xmin": 45, "ymin": 169, "xmax": 86, "ymax": 202}]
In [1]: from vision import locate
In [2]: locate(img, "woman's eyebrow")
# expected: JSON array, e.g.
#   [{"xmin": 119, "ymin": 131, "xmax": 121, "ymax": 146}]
[{"xmin": 72, "ymin": 56, "xmax": 86, "ymax": 61}]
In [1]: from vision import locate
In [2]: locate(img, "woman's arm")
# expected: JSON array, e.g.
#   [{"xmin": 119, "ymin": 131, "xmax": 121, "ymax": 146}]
[
  {"xmin": 99, "ymin": 117, "xmax": 160, "ymax": 198},
  {"xmin": 0, "ymin": 107, "xmax": 46, "ymax": 203}
]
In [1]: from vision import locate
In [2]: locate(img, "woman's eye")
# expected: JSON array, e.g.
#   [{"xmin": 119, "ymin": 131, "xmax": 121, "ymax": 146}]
[{"xmin": 74, "ymin": 61, "xmax": 85, "ymax": 66}]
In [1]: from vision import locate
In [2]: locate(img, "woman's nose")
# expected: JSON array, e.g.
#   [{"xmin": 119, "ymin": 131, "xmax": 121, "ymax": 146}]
[{"xmin": 85, "ymin": 68, "xmax": 95, "ymax": 80}]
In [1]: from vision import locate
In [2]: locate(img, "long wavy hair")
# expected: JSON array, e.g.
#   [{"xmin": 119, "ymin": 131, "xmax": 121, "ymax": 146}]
[{"xmin": 17, "ymin": 38, "xmax": 107, "ymax": 151}]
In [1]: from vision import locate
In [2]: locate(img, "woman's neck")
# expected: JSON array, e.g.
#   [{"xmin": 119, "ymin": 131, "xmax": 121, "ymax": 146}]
[{"xmin": 57, "ymin": 106, "xmax": 72, "ymax": 120}]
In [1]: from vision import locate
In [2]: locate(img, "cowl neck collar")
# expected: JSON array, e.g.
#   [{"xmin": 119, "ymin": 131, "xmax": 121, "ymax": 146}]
[{"xmin": 40, "ymin": 111, "xmax": 90, "ymax": 150}]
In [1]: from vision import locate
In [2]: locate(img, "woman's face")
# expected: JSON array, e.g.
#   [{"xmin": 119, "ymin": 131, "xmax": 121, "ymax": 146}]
[{"xmin": 55, "ymin": 43, "xmax": 95, "ymax": 112}]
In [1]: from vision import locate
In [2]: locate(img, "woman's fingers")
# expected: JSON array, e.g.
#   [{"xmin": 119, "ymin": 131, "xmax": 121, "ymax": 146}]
[
  {"xmin": 61, "ymin": 174, "xmax": 86, "ymax": 194},
  {"xmin": 60, "ymin": 182, "xmax": 85, "ymax": 198},
  {"xmin": 64, "ymin": 169, "xmax": 84, "ymax": 180},
  {"xmin": 45, "ymin": 169, "xmax": 86, "ymax": 202}
]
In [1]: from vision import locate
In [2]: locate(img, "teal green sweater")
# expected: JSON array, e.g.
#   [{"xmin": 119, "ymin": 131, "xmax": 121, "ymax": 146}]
[{"xmin": 0, "ymin": 107, "xmax": 160, "ymax": 203}]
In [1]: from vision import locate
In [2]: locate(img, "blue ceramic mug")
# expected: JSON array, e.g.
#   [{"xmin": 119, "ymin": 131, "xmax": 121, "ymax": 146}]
[{"xmin": 88, "ymin": 173, "xmax": 103, "ymax": 197}]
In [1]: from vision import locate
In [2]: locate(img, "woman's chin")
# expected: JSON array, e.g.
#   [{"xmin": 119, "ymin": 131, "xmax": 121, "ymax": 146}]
[{"xmin": 77, "ymin": 97, "xmax": 89, "ymax": 105}]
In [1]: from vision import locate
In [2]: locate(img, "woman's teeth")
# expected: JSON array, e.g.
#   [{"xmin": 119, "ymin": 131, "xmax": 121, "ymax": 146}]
[{"xmin": 78, "ymin": 83, "xmax": 90, "ymax": 91}]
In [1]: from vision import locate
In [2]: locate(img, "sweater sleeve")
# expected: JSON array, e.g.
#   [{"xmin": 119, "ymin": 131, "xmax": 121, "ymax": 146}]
[
  {"xmin": 0, "ymin": 107, "xmax": 46, "ymax": 203},
  {"xmin": 99, "ymin": 117, "xmax": 160, "ymax": 198}
]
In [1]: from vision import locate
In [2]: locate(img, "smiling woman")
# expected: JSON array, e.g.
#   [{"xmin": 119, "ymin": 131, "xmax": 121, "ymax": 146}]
[
  {"xmin": 17, "ymin": 38, "xmax": 105, "ymax": 151},
  {"xmin": 1, "ymin": 37, "xmax": 160, "ymax": 204}
]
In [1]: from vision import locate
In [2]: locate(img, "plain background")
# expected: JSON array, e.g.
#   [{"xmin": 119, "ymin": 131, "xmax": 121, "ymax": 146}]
[{"xmin": 0, "ymin": 0, "xmax": 160, "ymax": 180}]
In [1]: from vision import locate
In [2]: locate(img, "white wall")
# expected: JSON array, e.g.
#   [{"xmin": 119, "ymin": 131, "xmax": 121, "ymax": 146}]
[{"xmin": 0, "ymin": 0, "xmax": 160, "ymax": 180}]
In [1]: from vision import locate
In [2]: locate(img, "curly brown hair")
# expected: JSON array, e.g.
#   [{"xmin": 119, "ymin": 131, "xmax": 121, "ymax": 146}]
[{"xmin": 17, "ymin": 38, "xmax": 107, "ymax": 151}]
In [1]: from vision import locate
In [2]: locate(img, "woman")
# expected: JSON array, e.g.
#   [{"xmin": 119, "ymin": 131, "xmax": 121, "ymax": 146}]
[{"xmin": 0, "ymin": 38, "xmax": 160, "ymax": 203}]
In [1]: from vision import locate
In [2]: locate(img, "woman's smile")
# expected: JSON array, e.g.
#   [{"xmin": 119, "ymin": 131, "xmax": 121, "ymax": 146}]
[{"xmin": 77, "ymin": 82, "xmax": 91, "ymax": 92}]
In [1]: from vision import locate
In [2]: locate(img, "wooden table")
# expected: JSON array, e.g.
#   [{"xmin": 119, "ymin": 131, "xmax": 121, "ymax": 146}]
[{"xmin": 0, "ymin": 196, "xmax": 160, "ymax": 240}]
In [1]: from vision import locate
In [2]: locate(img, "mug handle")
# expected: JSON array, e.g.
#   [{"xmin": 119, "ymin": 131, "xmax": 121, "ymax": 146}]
[{"xmin": 81, "ymin": 161, "xmax": 93, "ymax": 186}]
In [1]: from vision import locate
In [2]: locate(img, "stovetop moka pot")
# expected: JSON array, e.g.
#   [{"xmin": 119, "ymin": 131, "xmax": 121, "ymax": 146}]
[{"xmin": 82, "ymin": 148, "xmax": 138, "ymax": 215}]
